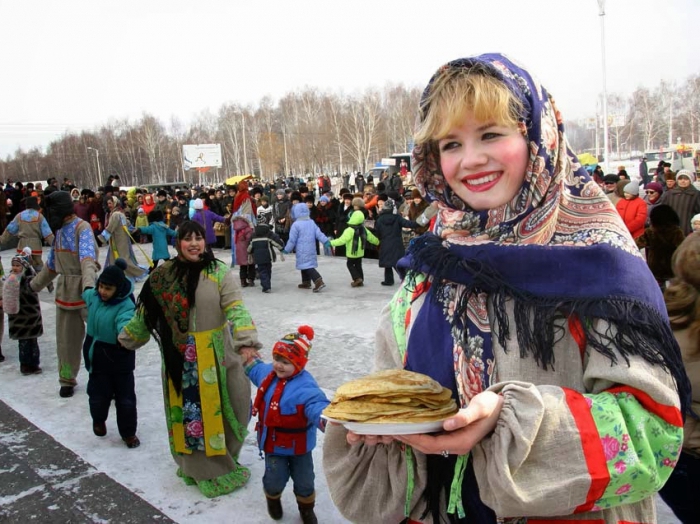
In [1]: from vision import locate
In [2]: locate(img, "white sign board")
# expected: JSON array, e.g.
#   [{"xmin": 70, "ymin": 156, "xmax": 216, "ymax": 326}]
[{"xmin": 183, "ymin": 144, "xmax": 222, "ymax": 170}]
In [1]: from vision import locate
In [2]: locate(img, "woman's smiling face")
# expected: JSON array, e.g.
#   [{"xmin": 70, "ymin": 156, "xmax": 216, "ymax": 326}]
[
  {"xmin": 178, "ymin": 231, "xmax": 205, "ymax": 262},
  {"xmin": 438, "ymin": 110, "xmax": 528, "ymax": 212}
]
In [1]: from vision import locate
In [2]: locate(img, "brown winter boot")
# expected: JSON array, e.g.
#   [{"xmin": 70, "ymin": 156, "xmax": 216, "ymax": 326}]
[
  {"xmin": 298, "ymin": 281, "xmax": 312, "ymax": 289},
  {"xmin": 350, "ymin": 278, "xmax": 364, "ymax": 287},
  {"xmin": 240, "ymin": 278, "xmax": 249, "ymax": 288},
  {"xmin": 296, "ymin": 493, "xmax": 317, "ymax": 524},
  {"xmin": 312, "ymin": 278, "xmax": 326, "ymax": 293},
  {"xmin": 265, "ymin": 492, "xmax": 283, "ymax": 520}
]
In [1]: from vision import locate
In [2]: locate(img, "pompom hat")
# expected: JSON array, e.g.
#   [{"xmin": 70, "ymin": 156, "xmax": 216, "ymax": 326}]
[
  {"xmin": 11, "ymin": 246, "xmax": 34, "ymax": 273},
  {"xmin": 272, "ymin": 325, "xmax": 314, "ymax": 373}
]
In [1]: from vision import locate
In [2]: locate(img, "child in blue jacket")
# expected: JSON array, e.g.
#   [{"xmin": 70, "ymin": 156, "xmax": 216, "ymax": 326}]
[
  {"xmin": 139, "ymin": 210, "xmax": 176, "ymax": 272},
  {"xmin": 243, "ymin": 325, "xmax": 329, "ymax": 523},
  {"xmin": 82, "ymin": 258, "xmax": 139, "ymax": 448}
]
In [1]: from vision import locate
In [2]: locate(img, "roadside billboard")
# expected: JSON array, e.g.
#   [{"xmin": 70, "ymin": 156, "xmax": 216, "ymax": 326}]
[{"xmin": 183, "ymin": 144, "xmax": 222, "ymax": 170}]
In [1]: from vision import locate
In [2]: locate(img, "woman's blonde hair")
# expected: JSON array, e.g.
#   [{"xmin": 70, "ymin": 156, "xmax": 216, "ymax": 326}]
[
  {"xmin": 665, "ymin": 232, "xmax": 700, "ymax": 354},
  {"xmin": 414, "ymin": 63, "xmax": 524, "ymax": 144}
]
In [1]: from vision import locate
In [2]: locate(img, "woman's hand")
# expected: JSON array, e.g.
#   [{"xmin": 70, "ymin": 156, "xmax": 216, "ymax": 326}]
[
  {"xmin": 344, "ymin": 428, "xmax": 396, "ymax": 447},
  {"xmin": 395, "ymin": 391, "xmax": 504, "ymax": 456},
  {"xmin": 238, "ymin": 346, "xmax": 260, "ymax": 363}
]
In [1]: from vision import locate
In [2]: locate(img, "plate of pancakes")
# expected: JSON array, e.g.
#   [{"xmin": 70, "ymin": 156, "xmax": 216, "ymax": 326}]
[{"xmin": 323, "ymin": 369, "xmax": 458, "ymax": 435}]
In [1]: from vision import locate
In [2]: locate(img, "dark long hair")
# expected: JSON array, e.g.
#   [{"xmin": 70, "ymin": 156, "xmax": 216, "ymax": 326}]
[{"xmin": 137, "ymin": 220, "xmax": 218, "ymax": 393}]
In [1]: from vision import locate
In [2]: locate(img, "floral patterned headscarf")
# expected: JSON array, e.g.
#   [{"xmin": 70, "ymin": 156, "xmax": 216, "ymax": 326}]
[
  {"xmin": 413, "ymin": 53, "xmax": 633, "ymax": 249},
  {"xmin": 405, "ymin": 52, "xmax": 689, "ymax": 424}
]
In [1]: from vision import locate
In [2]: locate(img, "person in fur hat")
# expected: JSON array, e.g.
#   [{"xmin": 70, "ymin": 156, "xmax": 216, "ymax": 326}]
[
  {"xmin": 658, "ymin": 169, "xmax": 700, "ymax": 236},
  {"xmin": 243, "ymin": 325, "xmax": 329, "ymax": 523},
  {"xmin": 82, "ymin": 258, "xmax": 139, "ymax": 448},
  {"xmin": 3, "ymin": 247, "xmax": 43, "ymax": 375},
  {"xmin": 31, "ymin": 191, "xmax": 99, "ymax": 398}
]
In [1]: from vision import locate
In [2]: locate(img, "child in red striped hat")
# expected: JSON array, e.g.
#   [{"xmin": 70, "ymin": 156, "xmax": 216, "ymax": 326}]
[{"xmin": 243, "ymin": 325, "xmax": 329, "ymax": 524}]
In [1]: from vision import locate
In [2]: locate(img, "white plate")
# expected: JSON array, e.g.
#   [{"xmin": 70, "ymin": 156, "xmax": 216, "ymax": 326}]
[{"xmin": 322, "ymin": 416, "xmax": 446, "ymax": 435}]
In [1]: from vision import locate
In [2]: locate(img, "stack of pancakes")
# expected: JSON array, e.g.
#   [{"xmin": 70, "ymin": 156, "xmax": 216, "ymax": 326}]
[{"xmin": 323, "ymin": 369, "xmax": 458, "ymax": 423}]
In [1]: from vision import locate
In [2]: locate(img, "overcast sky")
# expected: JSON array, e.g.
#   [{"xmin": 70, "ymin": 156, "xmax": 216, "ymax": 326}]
[{"xmin": 1, "ymin": 0, "xmax": 698, "ymax": 158}]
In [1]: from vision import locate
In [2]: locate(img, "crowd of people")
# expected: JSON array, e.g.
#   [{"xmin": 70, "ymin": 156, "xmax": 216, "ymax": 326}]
[{"xmin": 0, "ymin": 52, "xmax": 698, "ymax": 524}]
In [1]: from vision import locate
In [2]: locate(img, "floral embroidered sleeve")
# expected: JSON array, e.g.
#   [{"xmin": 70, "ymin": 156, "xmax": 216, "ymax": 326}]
[
  {"xmin": 118, "ymin": 309, "xmax": 151, "ymax": 350},
  {"xmin": 564, "ymin": 386, "xmax": 682, "ymax": 512},
  {"xmin": 471, "ymin": 316, "xmax": 683, "ymax": 518}
]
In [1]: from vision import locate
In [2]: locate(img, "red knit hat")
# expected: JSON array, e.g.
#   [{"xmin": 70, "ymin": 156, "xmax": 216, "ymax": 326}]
[{"xmin": 272, "ymin": 325, "xmax": 314, "ymax": 373}]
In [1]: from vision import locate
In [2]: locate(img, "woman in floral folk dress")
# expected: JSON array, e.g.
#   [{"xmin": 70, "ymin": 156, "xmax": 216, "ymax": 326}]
[{"xmin": 119, "ymin": 221, "xmax": 262, "ymax": 498}]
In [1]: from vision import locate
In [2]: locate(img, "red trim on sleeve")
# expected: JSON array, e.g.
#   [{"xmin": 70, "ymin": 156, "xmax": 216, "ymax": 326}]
[
  {"xmin": 562, "ymin": 388, "xmax": 610, "ymax": 514},
  {"xmin": 567, "ymin": 314, "xmax": 587, "ymax": 361},
  {"xmin": 528, "ymin": 520, "xmax": 605, "ymax": 524},
  {"xmin": 605, "ymin": 385, "xmax": 683, "ymax": 428},
  {"xmin": 55, "ymin": 298, "xmax": 86, "ymax": 308}
]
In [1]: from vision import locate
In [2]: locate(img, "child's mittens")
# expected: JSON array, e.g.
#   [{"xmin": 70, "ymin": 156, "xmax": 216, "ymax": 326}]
[
  {"xmin": 3, "ymin": 273, "xmax": 20, "ymax": 315},
  {"xmin": 324, "ymin": 241, "xmax": 332, "ymax": 249}
]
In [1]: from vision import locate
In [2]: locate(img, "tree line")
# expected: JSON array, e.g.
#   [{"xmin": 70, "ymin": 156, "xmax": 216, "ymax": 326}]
[{"xmin": 1, "ymin": 72, "xmax": 698, "ymax": 189}]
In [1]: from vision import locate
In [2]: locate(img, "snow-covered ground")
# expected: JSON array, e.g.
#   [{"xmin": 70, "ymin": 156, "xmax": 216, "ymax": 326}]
[{"xmin": 0, "ymin": 244, "xmax": 680, "ymax": 523}]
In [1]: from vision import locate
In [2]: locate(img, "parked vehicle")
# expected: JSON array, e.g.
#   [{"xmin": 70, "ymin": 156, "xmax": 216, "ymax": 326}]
[{"xmin": 644, "ymin": 145, "xmax": 697, "ymax": 174}]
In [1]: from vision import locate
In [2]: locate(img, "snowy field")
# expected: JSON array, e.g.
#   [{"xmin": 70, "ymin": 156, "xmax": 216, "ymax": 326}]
[{"xmin": 0, "ymin": 244, "xmax": 680, "ymax": 523}]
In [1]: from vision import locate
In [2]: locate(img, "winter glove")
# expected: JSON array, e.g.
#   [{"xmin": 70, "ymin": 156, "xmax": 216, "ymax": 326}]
[
  {"xmin": 324, "ymin": 241, "xmax": 332, "ymax": 250},
  {"xmin": 281, "ymin": 250, "xmax": 289, "ymax": 255},
  {"xmin": 416, "ymin": 201, "xmax": 439, "ymax": 226}
]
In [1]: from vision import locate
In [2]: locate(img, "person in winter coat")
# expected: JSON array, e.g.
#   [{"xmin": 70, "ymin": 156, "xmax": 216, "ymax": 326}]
[
  {"xmin": 31, "ymin": 191, "xmax": 99, "ymax": 398},
  {"xmin": 616, "ymin": 180, "xmax": 647, "ymax": 239},
  {"xmin": 243, "ymin": 325, "xmax": 329, "ymax": 524},
  {"xmin": 283, "ymin": 203, "xmax": 330, "ymax": 292},
  {"xmin": 141, "ymin": 193, "xmax": 156, "ymax": 217},
  {"xmin": 658, "ymin": 232, "xmax": 700, "ymax": 523},
  {"xmin": 658, "ymin": 169, "xmax": 700, "ymax": 236},
  {"xmin": 232, "ymin": 215, "xmax": 255, "ymax": 287},
  {"xmin": 97, "ymin": 197, "xmax": 149, "ymax": 282},
  {"xmin": 74, "ymin": 193, "xmax": 91, "ymax": 222},
  {"xmin": 191, "ymin": 198, "xmax": 226, "ymax": 249},
  {"xmin": 374, "ymin": 199, "xmax": 419, "ymax": 286},
  {"xmin": 134, "ymin": 208, "xmax": 149, "ymax": 243},
  {"xmin": 139, "ymin": 210, "xmax": 176, "ymax": 272},
  {"xmin": 314, "ymin": 195, "xmax": 336, "ymax": 239},
  {"xmin": 635, "ymin": 205, "xmax": 686, "ymax": 288},
  {"xmin": 334, "ymin": 193, "xmax": 355, "ymax": 257},
  {"xmin": 273, "ymin": 189, "xmax": 292, "ymax": 244},
  {"xmin": 256, "ymin": 196, "xmax": 274, "ymax": 227},
  {"xmin": 82, "ymin": 258, "xmax": 139, "ymax": 448},
  {"xmin": 0, "ymin": 196, "xmax": 54, "ymax": 274},
  {"xmin": 248, "ymin": 223, "xmax": 284, "ymax": 293},
  {"xmin": 642, "ymin": 181, "xmax": 663, "ymax": 226},
  {"xmin": 3, "ymin": 248, "xmax": 43, "ymax": 375},
  {"xmin": 330, "ymin": 210, "xmax": 379, "ymax": 287}
]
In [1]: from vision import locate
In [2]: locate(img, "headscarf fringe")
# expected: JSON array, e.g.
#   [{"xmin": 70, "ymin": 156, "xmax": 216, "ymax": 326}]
[{"xmin": 407, "ymin": 234, "xmax": 692, "ymax": 416}]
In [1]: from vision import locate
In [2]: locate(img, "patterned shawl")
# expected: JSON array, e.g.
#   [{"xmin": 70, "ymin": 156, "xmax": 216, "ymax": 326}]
[{"xmin": 399, "ymin": 53, "xmax": 690, "ymax": 523}]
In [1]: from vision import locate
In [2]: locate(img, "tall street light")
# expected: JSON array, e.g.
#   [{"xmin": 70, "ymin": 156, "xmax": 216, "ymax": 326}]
[
  {"xmin": 87, "ymin": 147, "xmax": 102, "ymax": 183},
  {"xmin": 598, "ymin": 0, "xmax": 610, "ymax": 170},
  {"xmin": 234, "ymin": 111, "xmax": 248, "ymax": 175}
]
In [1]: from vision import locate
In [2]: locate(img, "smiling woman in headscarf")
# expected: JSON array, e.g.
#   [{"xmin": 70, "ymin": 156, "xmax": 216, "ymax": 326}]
[
  {"xmin": 323, "ymin": 54, "xmax": 689, "ymax": 524},
  {"xmin": 118, "ymin": 221, "xmax": 262, "ymax": 498}
]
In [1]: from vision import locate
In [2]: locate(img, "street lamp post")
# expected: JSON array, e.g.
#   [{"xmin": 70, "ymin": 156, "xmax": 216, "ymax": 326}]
[
  {"xmin": 597, "ymin": 0, "xmax": 610, "ymax": 170},
  {"xmin": 87, "ymin": 147, "xmax": 102, "ymax": 184}
]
